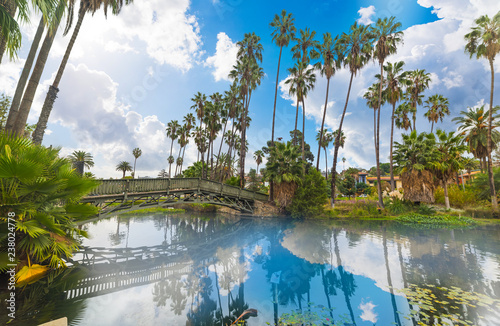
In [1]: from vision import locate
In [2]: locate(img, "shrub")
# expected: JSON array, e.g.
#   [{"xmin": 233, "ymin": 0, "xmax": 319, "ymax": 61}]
[
  {"xmin": 472, "ymin": 168, "xmax": 500, "ymax": 200},
  {"xmin": 225, "ymin": 176, "xmax": 241, "ymax": 187},
  {"xmin": 288, "ymin": 168, "xmax": 328, "ymax": 218},
  {"xmin": 385, "ymin": 197, "xmax": 414, "ymax": 214},
  {"xmin": 435, "ymin": 184, "xmax": 480, "ymax": 208},
  {"xmin": 396, "ymin": 213, "xmax": 477, "ymax": 228}
]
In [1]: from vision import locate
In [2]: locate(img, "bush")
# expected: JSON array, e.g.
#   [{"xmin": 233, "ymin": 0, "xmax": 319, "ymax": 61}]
[
  {"xmin": 329, "ymin": 199, "xmax": 381, "ymax": 217},
  {"xmin": 288, "ymin": 168, "xmax": 328, "ymax": 218},
  {"xmin": 385, "ymin": 197, "xmax": 414, "ymax": 214},
  {"xmin": 396, "ymin": 213, "xmax": 477, "ymax": 229},
  {"xmin": 225, "ymin": 176, "xmax": 241, "ymax": 187},
  {"xmin": 472, "ymin": 168, "xmax": 500, "ymax": 200},
  {"xmin": 434, "ymin": 184, "xmax": 480, "ymax": 208}
]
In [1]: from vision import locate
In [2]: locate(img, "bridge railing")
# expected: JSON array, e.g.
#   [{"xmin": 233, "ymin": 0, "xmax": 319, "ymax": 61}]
[{"xmin": 89, "ymin": 178, "xmax": 268, "ymax": 201}]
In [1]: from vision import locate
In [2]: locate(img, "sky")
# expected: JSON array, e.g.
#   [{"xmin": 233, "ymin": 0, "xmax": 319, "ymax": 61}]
[{"xmin": 1, "ymin": 0, "xmax": 500, "ymax": 178}]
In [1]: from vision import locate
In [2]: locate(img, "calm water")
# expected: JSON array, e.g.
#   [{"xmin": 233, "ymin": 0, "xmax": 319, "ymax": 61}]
[{"xmin": 5, "ymin": 213, "xmax": 500, "ymax": 325}]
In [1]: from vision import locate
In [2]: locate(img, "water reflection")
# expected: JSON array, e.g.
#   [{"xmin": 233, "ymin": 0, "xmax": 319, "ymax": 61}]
[{"xmin": 4, "ymin": 214, "xmax": 500, "ymax": 325}]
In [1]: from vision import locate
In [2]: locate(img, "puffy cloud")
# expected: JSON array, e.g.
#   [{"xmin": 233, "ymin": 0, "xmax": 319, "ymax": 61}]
[
  {"xmin": 357, "ymin": 6, "xmax": 376, "ymax": 25},
  {"xmin": 205, "ymin": 32, "xmax": 238, "ymax": 82},
  {"xmin": 359, "ymin": 300, "xmax": 378, "ymax": 324}
]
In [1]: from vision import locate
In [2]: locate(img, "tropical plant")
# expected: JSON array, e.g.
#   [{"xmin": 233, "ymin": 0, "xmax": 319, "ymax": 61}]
[
  {"xmin": 270, "ymin": 9, "xmax": 295, "ymax": 146},
  {"xmin": 166, "ymin": 120, "xmax": 180, "ymax": 178},
  {"xmin": 0, "ymin": 93, "xmax": 11, "ymax": 130},
  {"xmin": 132, "ymin": 147, "xmax": 142, "ymax": 179},
  {"xmin": 116, "ymin": 161, "xmax": 132, "ymax": 178},
  {"xmin": 253, "ymin": 149, "xmax": 263, "ymax": 175},
  {"xmin": 424, "ymin": 94, "xmax": 450, "ymax": 133},
  {"xmin": 406, "ymin": 69, "xmax": 431, "ymax": 131},
  {"xmin": 383, "ymin": 61, "xmax": 409, "ymax": 191},
  {"xmin": 0, "ymin": 133, "xmax": 98, "ymax": 278},
  {"xmin": 264, "ymin": 141, "xmax": 303, "ymax": 210},
  {"xmin": 68, "ymin": 150, "xmax": 94, "ymax": 176},
  {"xmin": 316, "ymin": 128, "xmax": 333, "ymax": 179},
  {"xmin": 330, "ymin": 22, "xmax": 374, "ymax": 207},
  {"xmin": 181, "ymin": 161, "xmax": 209, "ymax": 178},
  {"xmin": 465, "ymin": 11, "xmax": 500, "ymax": 209},
  {"xmin": 338, "ymin": 174, "xmax": 356, "ymax": 199},
  {"xmin": 32, "ymin": 0, "xmax": 134, "ymax": 144},
  {"xmin": 289, "ymin": 168, "xmax": 328, "ymax": 218},
  {"xmin": 395, "ymin": 101, "xmax": 413, "ymax": 131},
  {"xmin": 193, "ymin": 126, "xmax": 208, "ymax": 178}
]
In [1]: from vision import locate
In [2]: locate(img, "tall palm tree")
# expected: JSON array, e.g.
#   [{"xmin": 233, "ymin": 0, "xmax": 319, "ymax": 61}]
[
  {"xmin": 291, "ymin": 27, "xmax": 320, "ymax": 63},
  {"xmin": 330, "ymin": 22, "xmax": 373, "ymax": 207},
  {"xmin": 32, "ymin": 0, "xmax": 134, "ymax": 144},
  {"xmin": 68, "ymin": 150, "xmax": 94, "ymax": 175},
  {"xmin": 372, "ymin": 16, "xmax": 403, "ymax": 207},
  {"xmin": 384, "ymin": 61, "xmax": 409, "ymax": 191},
  {"xmin": 166, "ymin": 120, "xmax": 180, "ymax": 178},
  {"xmin": 464, "ymin": 11, "xmax": 500, "ymax": 209},
  {"xmin": 177, "ymin": 124, "xmax": 190, "ymax": 175},
  {"xmin": 315, "ymin": 32, "xmax": 341, "ymax": 170},
  {"xmin": 253, "ymin": 149, "xmax": 263, "ymax": 175},
  {"xmin": 424, "ymin": 94, "xmax": 450, "ymax": 133},
  {"xmin": 194, "ymin": 126, "xmax": 208, "ymax": 179},
  {"xmin": 132, "ymin": 147, "xmax": 142, "ymax": 179},
  {"xmin": 116, "ymin": 161, "xmax": 132, "ymax": 178},
  {"xmin": 452, "ymin": 105, "xmax": 500, "ymax": 172},
  {"xmin": 270, "ymin": 10, "xmax": 295, "ymax": 147},
  {"xmin": 406, "ymin": 69, "xmax": 431, "ymax": 132},
  {"xmin": 395, "ymin": 101, "xmax": 413, "ymax": 131},
  {"xmin": 316, "ymin": 129, "xmax": 333, "ymax": 179}
]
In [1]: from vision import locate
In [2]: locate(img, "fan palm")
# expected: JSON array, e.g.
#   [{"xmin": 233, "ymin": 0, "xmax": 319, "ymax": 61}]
[
  {"xmin": 383, "ymin": 61, "xmax": 409, "ymax": 191},
  {"xmin": 253, "ymin": 149, "xmax": 264, "ymax": 175},
  {"xmin": 424, "ymin": 94, "xmax": 450, "ymax": 133},
  {"xmin": 291, "ymin": 27, "xmax": 320, "ymax": 63},
  {"xmin": 316, "ymin": 129, "xmax": 333, "ymax": 179},
  {"xmin": 32, "ymin": 0, "xmax": 134, "ymax": 144},
  {"xmin": 406, "ymin": 69, "xmax": 431, "ymax": 131},
  {"xmin": 166, "ymin": 120, "xmax": 180, "ymax": 178},
  {"xmin": 132, "ymin": 147, "xmax": 142, "ymax": 179},
  {"xmin": 270, "ymin": 9, "xmax": 295, "ymax": 146},
  {"xmin": 68, "ymin": 150, "xmax": 94, "ymax": 175},
  {"xmin": 465, "ymin": 11, "xmax": 500, "ymax": 209},
  {"xmin": 330, "ymin": 22, "xmax": 373, "ymax": 206},
  {"xmin": 116, "ymin": 161, "xmax": 132, "ymax": 178}
]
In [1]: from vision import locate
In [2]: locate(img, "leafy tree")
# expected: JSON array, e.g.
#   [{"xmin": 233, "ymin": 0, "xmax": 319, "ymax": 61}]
[
  {"xmin": 289, "ymin": 129, "xmax": 314, "ymax": 165},
  {"xmin": 132, "ymin": 147, "xmax": 142, "ymax": 179},
  {"xmin": 0, "ymin": 134, "xmax": 98, "ymax": 277},
  {"xmin": 0, "ymin": 93, "xmax": 10, "ymax": 130},
  {"xmin": 181, "ymin": 161, "xmax": 209, "ymax": 178},
  {"xmin": 465, "ymin": 10, "xmax": 500, "ymax": 209},
  {"xmin": 247, "ymin": 168, "xmax": 260, "ymax": 192},
  {"xmin": 338, "ymin": 175, "xmax": 356, "ymax": 199},
  {"xmin": 356, "ymin": 182, "xmax": 371, "ymax": 196},
  {"xmin": 289, "ymin": 168, "xmax": 328, "ymax": 218},
  {"xmin": 473, "ymin": 168, "xmax": 500, "ymax": 200},
  {"xmin": 116, "ymin": 161, "xmax": 132, "ymax": 178}
]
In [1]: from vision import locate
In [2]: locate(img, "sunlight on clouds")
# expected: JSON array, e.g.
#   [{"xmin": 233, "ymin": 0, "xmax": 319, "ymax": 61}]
[
  {"xmin": 205, "ymin": 32, "xmax": 238, "ymax": 82},
  {"xmin": 359, "ymin": 300, "xmax": 378, "ymax": 323},
  {"xmin": 357, "ymin": 6, "xmax": 376, "ymax": 25}
]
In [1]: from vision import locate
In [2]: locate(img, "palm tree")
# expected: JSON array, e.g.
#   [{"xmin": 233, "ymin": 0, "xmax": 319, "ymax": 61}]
[
  {"xmin": 384, "ymin": 61, "xmax": 409, "ymax": 191},
  {"xmin": 166, "ymin": 120, "xmax": 180, "ymax": 178},
  {"xmin": 431, "ymin": 129, "xmax": 468, "ymax": 209},
  {"xmin": 32, "ymin": 0, "xmax": 134, "ymax": 144},
  {"xmin": 330, "ymin": 22, "xmax": 373, "ymax": 207},
  {"xmin": 316, "ymin": 129, "xmax": 333, "ymax": 179},
  {"xmin": 270, "ymin": 10, "xmax": 295, "ymax": 147},
  {"xmin": 424, "ymin": 94, "xmax": 450, "ymax": 133},
  {"xmin": 395, "ymin": 101, "xmax": 413, "ymax": 131},
  {"xmin": 291, "ymin": 27, "xmax": 320, "ymax": 63},
  {"xmin": 315, "ymin": 32, "xmax": 341, "ymax": 170},
  {"xmin": 253, "ymin": 149, "xmax": 264, "ymax": 175},
  {"xmin": 132, "ymin": 147, "xmax": 142, "ymax": 179},
  {"xmin": 407, "ymin": 69, "xmax": 431, "ymax": 131},
  {"xmin": 68, "ymin": 150, "xmax": 94, "ymax": 175},
  {"xmin": 116, "ymin": 161, "xmax": 132, "ymax": 178},
  {"xmin": 194, "ymin": 126, "xmax": 208, "ymax": 179},
  {"xmin": 452, "ymin": 105, "xmax": 500, "ymax": 172},
  {"xmin": 464, "ymin": 11, "xmax": 500, "ymax": 209}
]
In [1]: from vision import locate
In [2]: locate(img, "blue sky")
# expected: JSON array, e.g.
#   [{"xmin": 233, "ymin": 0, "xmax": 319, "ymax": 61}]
[{"xmin": 1, "ymin": 0, "xmax": 500, "ymax": 178}]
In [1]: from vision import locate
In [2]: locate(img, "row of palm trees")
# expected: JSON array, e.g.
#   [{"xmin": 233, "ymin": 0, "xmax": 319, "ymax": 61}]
[{"xmin": 1, "ymin": 0, "xmax": 133, "ymax": 144}]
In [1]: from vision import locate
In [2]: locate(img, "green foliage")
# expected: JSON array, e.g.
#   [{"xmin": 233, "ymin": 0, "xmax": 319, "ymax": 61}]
[
  {"xmin": 434, "ymin": 184, "xmax": 481, "ymax": 208},
  {"xmin": 417, "ymin": 204, "xmax": 436, "ymax": 215},
  {"xmin": 0, "ymin": 93, "xmax": 11, "ymax": 131},
  {"xmin": 225, "ymin": 176, "xmax": 241, "ymax": 187},
  {"xmin": 327, "ymin": 199, "xmax": 381, "ymax": 218},
  {"xmin": 181, "ymin": 161, "xmax": 210, "ymax": 178},
  {"xmin": 396, "ymin": 213, "xmax": 477, "ymax": 229},
  {"xmin": 288, "ymin": 168, "xmax": 328, "ymax": 218},
  {"xmin": 264, "ymin": 141, "xmax": 303, "ymax": 184},
  {"xmin": 472, "ymin": 167, "xmax": 500, "ymax": 200},
  {"xmin": 384, "ymin": 198, "xmax": 414, "ymax": 214},
  {"xmin": 119, "ymin": 207, "xmax": 185, "ymax": 216},
  {"xmin": 0, "ymin": 134, "xmax": 99, "ymax": 270},
  {"xmin": 337, "ymin": 175, "xmax": 356, "ymax": 199},
  {"xmin": 355, "ymin": 182, "xmax": 371, "ymax": 195},
  {"xmin": 246, "ymin": 168, "xmax": 260, "ymax": 191}
]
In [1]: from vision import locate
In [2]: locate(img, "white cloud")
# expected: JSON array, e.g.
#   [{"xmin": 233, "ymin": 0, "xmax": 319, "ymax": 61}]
[
  {"xmin": 357, "ymin": 6, "xmax": 376, "ymax": 25},
  {"xmin": 359, "ymin": 300, "xmax": 378, "ymax": 323},
  {"xmin": 205, "ymin": 32, "xmax": 238, "ymax": 82},
  {"xmin": 0, "ymin": 59, "xmax": 24, "ymax": 96},
  {"xmin": 104, "ymin": 41, "xmax": 136, "ymax": 54}
]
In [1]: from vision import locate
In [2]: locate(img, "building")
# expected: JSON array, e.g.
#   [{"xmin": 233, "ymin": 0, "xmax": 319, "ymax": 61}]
[{"xmin": 366, "ymin": 176, "xmax": 402, "ymax": 189}]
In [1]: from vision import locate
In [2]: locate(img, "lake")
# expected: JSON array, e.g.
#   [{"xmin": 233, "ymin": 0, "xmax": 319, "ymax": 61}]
[{"xmin": 7, "ymin": 213, "xmax": 500, "ymax": 325}]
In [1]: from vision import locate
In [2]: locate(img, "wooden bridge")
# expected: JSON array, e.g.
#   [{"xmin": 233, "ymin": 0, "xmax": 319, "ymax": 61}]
[{"xmin": 81, "ymin": 178, "xmax": 268, "ymax": 215}]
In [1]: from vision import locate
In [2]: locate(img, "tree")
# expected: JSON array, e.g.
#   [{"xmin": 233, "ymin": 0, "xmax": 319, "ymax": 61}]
[
  {"xmin": 430, "ymin": 130, "xmax": 468, "ymax": 209},
  {"xmin": 315, "ymin": 32, "xmax": 341, "ymax": 170},
  {"xmin": 393, "ymin": 131, "xmax": 437, "ymax": 203},
  {"xmin": 32, "ymin": 0, "xmax": 134, "ymax": 144},
  {"xmin": 166, "ymin": 120, "xmax": 180, "ymax": 178},
  {"xmin": 338, "ymin": 175, "xmax": 356, "ymax": 199},
  {"xmin": 464, "ymin": 11, "xmax": 500, "ymax": 210},
  {"xmin": 116, "ymin": 161, "xmax": 132, "ymax": 178},
  {"xmin": 406, "ymin": 69, "xmax": 431, "ymax": 131},
  {"xmin": 270, "ymin": 10, "xmax": 295, "ymax": 147},
  {"xmin": 68, "ymin": 150, "xmax": 94, "ymax": 176},
  {"xmin": 288, "ymin": 168, "xmax": 328, "ymax": 218},
  {"xmin": 330, "ymin": 22, "xmax": 373, "ymax": 207},
  {"xmin": 0, "ymin": 92, "xmax": 11, "ymax": 130},
  {"xmin": 452, "ymin": 105, "xmax": 500, "ymax": 172},
  {"xmin": 395, "ymin": 101, "xmax": 413, "ymax": 132},
  {"xmin": 372, "ymin": 16, "xmax": 403, "ymax": 207},
  {"xmin": 194, "ymin": 126, "xmax": 208, "ymax": 179},
  {"xmin": 383, "ymin": 61, "xmax": 409, "ymax": 191},
  {"xmin": 424, "ymin": 94, "xmax": 450, "ymax": 133},
  {"xmin": 316, "ymin": 128, "xmax": 333, "ymax": 179},
  {"xmin": 132, "ymin": 147, "xmax": 142, "ymax": 179},
  {"xmin": 253, "ymin": 149, "xmax": 263, "ymax": 175}
]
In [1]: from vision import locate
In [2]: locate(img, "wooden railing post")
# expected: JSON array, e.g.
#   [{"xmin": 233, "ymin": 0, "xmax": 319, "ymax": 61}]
[
  {"xmin": 124, "ymin": 180, "xmax": 129, "ymax": 201},
  {"xmin": 198, "ymin": 178, "xmax": 201, "ymax": 193},
  {"xmin": 167, "ymin": 178, "xmax": 170, "ymax": 194}
]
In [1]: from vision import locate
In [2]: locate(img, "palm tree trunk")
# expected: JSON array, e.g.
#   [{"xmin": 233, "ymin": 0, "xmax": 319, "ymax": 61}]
[
  {"xmin": 32, "ymin": 2, "xmax": 87, "ymax": 145},
  {"xmin": 293, "ymin": 98, "xmax": 299, "ymax": 145},
  {"xmin": 6, "ymin": 17, "xmax": 44, "ymax": 131},
  {"xmin": 390, "ymin": 103, "xmax": 396, "ymax": 191},
  {"xmin": 317, "ymin": 77, "xmax": 331, "ymax": 169},
  {"xmin": 443, "ymin": 180, "xmax": 450, "ymax": 209},
  {"xmin": 180, "ymin": 145, "xmax": 187, "ymax": 174},
  {"xmin": 412, "ymin": 100, "xmax": 417, "ymax": 132},
  {"xmin": 133, "ymin": 157, "xmax": 137, "ymax": 179},
  {"xmin": 487, "ymin": 59, "xmax": 498, "ymax": 210},
  {"xmin": 431, "ymin": 120, "xmax": 434, "ymax": 133},
  {"xmin": 216, "ymin": 119, "xmax": 228, "ymax": 178},
  {"xmin": 324, "ymin": 147, "xmax": 328, "ymax": 180},
  {"xmin": 331, "ymin": 72, "xmax": 354, "ymax": 207},
  {"xmin": 122, "ymin": 169, "xmax": 125, "ymax": 178},
  {"xmin": 239, "ymin": 93, "xmax": 249, "ymax": 188},
  {"xmin": 0, "ymin": 0, "xmax": 17, "ymax": 64},
  {"xmin": 169, "ymin": 138, "xmax": 174, "ymax": 178},
  {"xmin": 272, "ymin": 45, "xmax": 283, "ymax": 146},
  {"xmin": 302, "ymin": 98, "xmax": 306, "ymax": 162},
  {"xmin": 10, "ymin": 7, "xmax": 63, "ymax": 136},
  {"xmin": 376, "ymin": 64, "xmax": 384, "ymax": 208},
  {"xmin": 383, "ymin": 229, "xmax": 402, "ymax": 326}
]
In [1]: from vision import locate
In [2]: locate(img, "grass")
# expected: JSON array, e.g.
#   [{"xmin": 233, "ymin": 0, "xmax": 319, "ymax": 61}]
[{"xmin": 395, "ymin": 213, "xmax": 477, "ymax": 229}]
